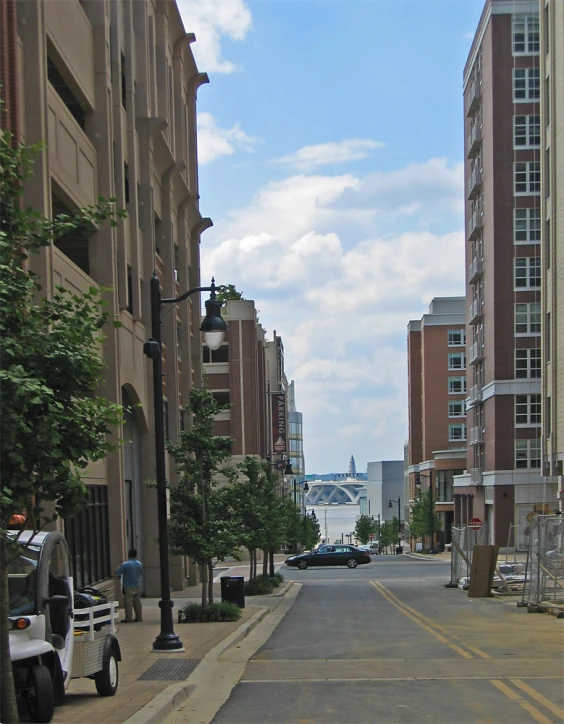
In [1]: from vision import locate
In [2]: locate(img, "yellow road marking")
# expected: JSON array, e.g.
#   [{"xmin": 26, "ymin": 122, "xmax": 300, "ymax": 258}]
[
  {"xmin": 370, "ymin": 581, "xmax": 474, "ymax": 658},
  {"xmin": 370, "ymin": 579, "xmax": 561, "ymax": 723},
  {"xmin": 490, "ymin": 680, "xmax": 552, "ymax": 724},
  {"xmin": 511, "ymin": 679, "xmax": 564, "ymax": 720}
]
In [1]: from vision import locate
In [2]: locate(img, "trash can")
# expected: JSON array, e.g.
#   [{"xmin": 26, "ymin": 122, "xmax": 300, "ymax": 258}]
[
  {"xmin": 395, "ymin": 546, "xmax": 403, "ymax": 555},
  {"xmin": 220, "ymin": 576, "xmax": 245, "ymax": 608}
]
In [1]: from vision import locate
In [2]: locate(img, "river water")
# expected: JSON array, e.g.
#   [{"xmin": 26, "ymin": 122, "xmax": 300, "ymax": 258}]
[{"xmin": 306, "ymin": 504, "xmax": 361, "ymax": 545}]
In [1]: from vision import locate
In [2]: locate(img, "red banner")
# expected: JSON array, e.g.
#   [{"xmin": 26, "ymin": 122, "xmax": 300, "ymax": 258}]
[{"xmin": 271, "ymin": 393, "xmax": 286, "ymax": 453}]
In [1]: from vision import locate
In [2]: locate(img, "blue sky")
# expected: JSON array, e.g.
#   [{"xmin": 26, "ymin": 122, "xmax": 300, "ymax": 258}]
[{"xmin": 177, "ymin": 0, "xmax": 484, "ymax": 474}]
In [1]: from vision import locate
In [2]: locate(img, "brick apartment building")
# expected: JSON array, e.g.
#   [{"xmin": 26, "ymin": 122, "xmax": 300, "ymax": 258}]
[
  {"xmin": 457, "ymin": 0, "xmax": 559, "ymax": 549},
  {"xmin": 407, "ymin": 298, "xmax": 467, "ymax": 549},
  {"xmin": 1, "ymin": 0, "xmax": 212, "ymax": 595},
  {"xmin": 540, "ymin": 0, "xmax": 564, "ymax": 505}
]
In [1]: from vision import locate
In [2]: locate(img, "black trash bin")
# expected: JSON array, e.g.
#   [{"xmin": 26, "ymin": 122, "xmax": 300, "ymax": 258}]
[
  {"xmin": 220, "ymin": 576, "xmax": 245, "ymax": 608},
  {"xmin": 395, "ymin": 546, "xmax": 403, "ymax": 555}
]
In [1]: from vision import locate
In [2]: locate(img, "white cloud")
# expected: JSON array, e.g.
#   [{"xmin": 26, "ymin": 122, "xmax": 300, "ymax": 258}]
[
  {"xmin": 273, "ymin": 139, "xmax": 386, "ymax": 171},
  {"xmin": 201, "ymin": 158, "xmax": 465, "ymax": 471},
  {"xmin": 177, "ymin": 0, "xmax": 252, "ymax": 74},
  {"xmin": 197, "ymin": 112, "xmax": 259, "ymax": 165}
]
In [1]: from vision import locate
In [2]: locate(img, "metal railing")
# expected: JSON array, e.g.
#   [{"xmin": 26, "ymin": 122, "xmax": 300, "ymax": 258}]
[
  {"xmin": 467, "ymin": 124, "xmax": 482, "ymax": 157},
  {"xmin": 522, "ymin": 515, "xmax": 564, "ymax": 609},
  {"xmin": 468, "ymin": 255, "xmax": 483, "ymax": 283},
  {"xmin": 470, "ymin": 425, "xmax": 483, "ymax": 445},
  {"xmin": 449, "ymin": 524, "xmax": 489, "ymax": 586}
]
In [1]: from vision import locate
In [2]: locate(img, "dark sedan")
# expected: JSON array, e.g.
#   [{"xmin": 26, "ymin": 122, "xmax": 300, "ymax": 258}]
[{"xmin": 285, "ymin": 544, "xmax": 371, "ymax": 570}]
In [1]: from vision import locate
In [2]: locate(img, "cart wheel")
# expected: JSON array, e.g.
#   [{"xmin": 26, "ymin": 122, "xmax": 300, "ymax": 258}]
[
  {"xmin": 95, "ymin": 649, "xmax": 119, "ymax": 696},
  {"xmin": 27, "ymin": 664, "xmax": 55, "ymax": 723}
]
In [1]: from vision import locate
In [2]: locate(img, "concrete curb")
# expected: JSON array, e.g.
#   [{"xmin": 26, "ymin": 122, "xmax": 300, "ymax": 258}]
[{"xmin": 124, "ymin": 584, "xmax": 294, "ymax": 724}]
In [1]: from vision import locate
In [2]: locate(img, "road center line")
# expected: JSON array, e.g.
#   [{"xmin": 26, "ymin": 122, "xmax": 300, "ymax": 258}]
[
  {"xmin": 510, "ymin": 679, "xmax": 564, "ymax": 720},
  {"xmin": 489, "ymin": 680, "xmax": 552, "ymax": 724}
]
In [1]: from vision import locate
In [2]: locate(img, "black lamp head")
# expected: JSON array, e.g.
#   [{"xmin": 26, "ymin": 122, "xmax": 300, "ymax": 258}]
[{"xmin": 200, "ymin": 278, "xmax": 227, "ymax": 351}]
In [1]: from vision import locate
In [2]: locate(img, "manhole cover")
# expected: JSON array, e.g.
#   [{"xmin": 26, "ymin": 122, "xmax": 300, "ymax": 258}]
[{"xmin": 139, "ymin": 658, "xmax": 200, "ymax": 681}]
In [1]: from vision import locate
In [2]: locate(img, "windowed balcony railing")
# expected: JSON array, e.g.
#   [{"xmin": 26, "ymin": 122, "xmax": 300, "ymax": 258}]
[
  {"xmin": 468, "ymin": 255, "xmax": 483, "ymax": 283},
  {"xmin": 470, "ymin": 467, "xmax": 483, "ymax": 485},
  {"xmin": 470, "ymin": 426, "xmax": 484, "ymax": 445},
  {"xmin": 467, "ymin": 166, "xmax": 483, "ymax": 200},
  {"xmin": 469, "ymin": 298, "xmax": 484, "ymax": 325},
  {"xmin": 466, "ymin": 80, "xmax": 481, "ymax": 116},
  {"xmin": 467, "ymin": 210, "xmax": 483, "ymax": 240},
  {"xmin": 467, "ymin": 124, "xmax": 482, "ymax": 158},
  {"xmin": 468, "ymin": 342, "xmax": 484, "ymax": 365}
]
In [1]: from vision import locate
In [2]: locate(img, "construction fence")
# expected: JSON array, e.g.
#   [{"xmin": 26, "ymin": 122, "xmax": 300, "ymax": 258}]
[
  {"xmin": 449, "ymin": 525, "xmax": 489, "ymax": 587},
  {"xmin": 522, "ymin": 514, "xmax": 564, "ymax": 609}
]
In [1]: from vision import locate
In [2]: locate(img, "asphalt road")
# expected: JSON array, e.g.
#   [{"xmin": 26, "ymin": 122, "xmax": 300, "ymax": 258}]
[{"xmin": 206, "ymin": 555, "xmax": 564, "ymax": 724}]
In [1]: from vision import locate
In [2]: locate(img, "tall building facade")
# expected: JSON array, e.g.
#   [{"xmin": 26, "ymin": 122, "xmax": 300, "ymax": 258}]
[
  {"xmin": 459, "ymin": 0, "xmax": 558, "ymax": 550},
  {"xmin": 540, "ymin": 0, "xmax": 564, "ymax": 505},
  {"xmin": 2, "ymin": 0, "xmax": 210, "ymax": 595},
  {"xmin": 407, "ymin": 298, "xmax": 467, "ymax": 548}
]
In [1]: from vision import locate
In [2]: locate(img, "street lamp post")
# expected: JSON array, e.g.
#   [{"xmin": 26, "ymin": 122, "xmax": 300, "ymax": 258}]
[
  {"xmin": 388, "ymin": 498, "xmax": 402, "ymax": 554},
  {"xmin": 144, "ymin": 273, "xmax": 227, "ymax": 653}
]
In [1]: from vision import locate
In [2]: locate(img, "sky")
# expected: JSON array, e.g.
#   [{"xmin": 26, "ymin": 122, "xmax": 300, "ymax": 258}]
[{"xmin": 176, "ymin": 0, "xmax": 485, "ymax": 474}]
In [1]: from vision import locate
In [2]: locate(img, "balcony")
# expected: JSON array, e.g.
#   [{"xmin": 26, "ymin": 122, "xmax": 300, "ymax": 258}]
[
  {"xmin": 470, "ymin": 467, "xmax": 483, "ymax": 484},
  {"xmin": 469, "ymin": 384, "xmax": 483, "ymax": 405},
  {"xmin": 468, "ymin": 255, "xmax": 483, "ymax": 283},
  {"xmin": 467, "ymin": 209, "xmax": 483, "ymax": 240},
  {"xmin": 466, "ymin": 79, "xmax": 481, "ymax": 116},
  {"xmin": 470, "ymin": 426, "xmax": 484, "ymax": 445},
  {"xmin": 469, "ymin": 298, "xmax": 484, "ymax": 325},
  {"xmin": 468, "ymin": 342, "xmax": 484, "ymax": 365},
  {"xmin": 467, "ymin": 166, "xmax": 483, "ymax": 200},
  {"xmin": 467, "ymin": 124, "xmax": 482, "ymax": 158}
]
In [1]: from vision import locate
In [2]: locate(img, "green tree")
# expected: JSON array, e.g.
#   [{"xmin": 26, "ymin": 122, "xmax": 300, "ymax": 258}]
[
  {"xmin": 409, "ymin": 491, "xmax": 442, "ymax": 549},
  {"xmin": 379, "ymin": 521, "xmax": 395, "ymax": 552},
  {"xmin": 166, "ymin": 387, "xmax": 237, "ymax": 608},
  {"xmin": 354, "ymin": 514, "xmax": 378, "ymax": 544},
  {"xmin": 0, "ymin": 131, "xmax": 125, "ymax": 723},
  {"xmin": 216, "ymin": 284, "xmax": 244, "ymax": 302},
  {"xmin": 300, "ymin": 513, "xmax": 321, "ymax": 551}
]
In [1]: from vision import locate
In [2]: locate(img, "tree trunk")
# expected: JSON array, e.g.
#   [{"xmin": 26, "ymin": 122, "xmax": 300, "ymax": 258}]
[
  {"xmin": 1, "ymin": 536, "xmax": 19, "ymax": 723},
  {"xmin": 207, "ymin": 559, "xmax": 214, "ymax": 605},
  {"xmin": 269, "ymin": 548, "xmax": 275, "ymax": 577},
  {"xmin": 200, "ymin": 562, "xmax": 207, "ymax": 609},
  {"xmin": 262, "ymin": 549, "xmax": 268, "ymax": 577}
]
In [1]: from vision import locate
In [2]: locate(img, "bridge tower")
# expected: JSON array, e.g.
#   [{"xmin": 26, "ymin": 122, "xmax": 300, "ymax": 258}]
[{"xmin": 349, "ymin": 454, "xmax": 356, "ymax": 478}]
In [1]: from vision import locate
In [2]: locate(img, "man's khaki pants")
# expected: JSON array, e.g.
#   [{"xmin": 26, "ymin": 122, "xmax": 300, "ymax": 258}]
[{"xmin": 124, "ymin": 586, "xmax": 142, "ymax": 621}]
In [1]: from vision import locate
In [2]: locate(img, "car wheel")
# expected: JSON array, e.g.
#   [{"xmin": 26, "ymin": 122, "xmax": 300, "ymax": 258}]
[
  {"xmin": 27, "ymin": 664, "xmax": 55, "ymax": 723},
  {"xmin": 297, "ymin": 560, "xmax": 309, "ymax": 570},
  {"xmin": 346, "ymin": 558, "xmax": 359, "ymax": 569},
  {"xmin": 95, "ymin": 649, "xmax": 119, "ymax": 696}
]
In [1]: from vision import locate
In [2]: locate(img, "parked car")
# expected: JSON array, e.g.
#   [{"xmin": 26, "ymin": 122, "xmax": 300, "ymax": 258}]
[
  {"xmin": 358, "ymin": 543, "xmax": 380, "ymax": 555},
  {"xmin": 285, "ymin": 544, "xmax": 371, "ymax": 569}
]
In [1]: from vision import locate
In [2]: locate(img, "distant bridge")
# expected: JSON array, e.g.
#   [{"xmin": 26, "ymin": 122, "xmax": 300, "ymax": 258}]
[{"xmin": 305, "ymin": 481, "xmax": 366, "ymax": 505}]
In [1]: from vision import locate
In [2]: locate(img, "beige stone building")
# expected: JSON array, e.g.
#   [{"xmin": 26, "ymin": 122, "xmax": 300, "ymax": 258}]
[
  {"xmin": 540, "ymin": 0, "xmax": 564, "ymax": 505},
  {"xmin": 2, "ymin": 0, "xmax": 211, "ymax": 596}
]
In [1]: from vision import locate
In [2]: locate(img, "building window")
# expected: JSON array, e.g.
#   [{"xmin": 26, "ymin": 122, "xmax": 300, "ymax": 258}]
[
  {"xmin": 176, "ymin": 321, "xmax": 182, "ymax": 360},
  {"xmin": 512, "ymin": 14, "xmax": 540, "ymax": 54},
  {"xmin": 515, "ymin": 394, "xmax": 541, "ymax": 426},
  {"xmin": 515, "ymin": 162, "xmax": 540, "ymax": 194},
  {"xmin": 514, "ymin": 115, "xmax": 540, "ymax": 147},
  {"xmin": 515, "ymin": 208, "xmax": 541, "ymax": 243},
  {"xmin": 47, "ymin": 57, "xmax": 86, "ymax": 129},
  {"xmin": 65, "ymin": 486, "xmax": 111, "ymax": 589},
  {"xmin": 212, "ymin": 391, "xmax": 230, "ymax": 407},
  {"xmin": 163, "ymin": 400, "xmax": 169, "ymax": 440},
  {"xmin": 515, "ymin": 302, "xmax": 541, "ymax": 335},
  {"xmin": 121, "ymin": 51, "xmax": 127, "ymax": 109},
  {"xmin": 448, "ymin": 377, "xmax": 466, "ymax": 394},
  {"xmin": 448, "ymin": 352, "xmax": 466, "ymax": 370},
  {"xmin": 449, "ymin": 401, "xmax": 465, "ymax": 418},
  {"xmin": 124, "ymin": 162, "xmax": 130, "ymax": 204},
  {"xmin": 127, "ymin": 264, "xmax": 133, "ymax": 314},
  {"xmin": 514, "ymin": 257, "xmax": 541, "ymax": 288},
  {"xmin": 289, "ymin": 421, "xmax": 302, "ymax": 435},
  {"xmin": 449, "ymin": 424, "xmax": 467, "ymax": 442},
  {"xmin": 513, "ymin": 68, "xmax": 540, "ymax": 101},
  {"xmin": 515, "ymin": 438, "xmax": 541, "ymax": 468},
  {"xmin": 448, "ymin": 329, "xmax": 466, "ymax": 347},
  {"xmin": 515, "ymin": 348, "xmax": 541, "ymax": 379},
  {"xmin": 289, "ymin": 439, "xmax": 302, "ymax": 452},
  {"xmin": 203, "ymin": 345, "xmax": 229, "ymax": 363}
]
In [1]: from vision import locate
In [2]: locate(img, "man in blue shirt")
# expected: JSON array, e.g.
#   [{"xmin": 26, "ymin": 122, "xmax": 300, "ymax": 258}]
[{"xmin": 115, "ymin": 549, "xmax": 143, "ymax": 622}]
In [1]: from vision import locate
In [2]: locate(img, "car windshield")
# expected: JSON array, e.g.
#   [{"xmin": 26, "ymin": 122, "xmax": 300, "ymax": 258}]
[{"xmin": 8, "ymin": 542, "xmax": 41, "ymax": 616}]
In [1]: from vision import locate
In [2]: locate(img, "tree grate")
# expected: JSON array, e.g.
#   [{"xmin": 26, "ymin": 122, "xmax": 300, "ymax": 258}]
[{"xmin": 138, "ymin": 658, "xmax": 200, "ymax": 681}]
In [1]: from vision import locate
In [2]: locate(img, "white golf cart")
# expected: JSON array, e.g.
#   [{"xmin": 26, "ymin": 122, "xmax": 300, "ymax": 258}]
[{"xmin": 8, "ymin": 530, "xmax": 121, "ymax": 722}]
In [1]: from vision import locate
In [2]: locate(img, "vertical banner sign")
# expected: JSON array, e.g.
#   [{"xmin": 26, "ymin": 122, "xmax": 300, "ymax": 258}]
[{"xmin": 272, "ymin": 393, "xmax": 287, "ymax": 453}]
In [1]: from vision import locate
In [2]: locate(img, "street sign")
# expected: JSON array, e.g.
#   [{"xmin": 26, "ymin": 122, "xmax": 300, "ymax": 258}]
[
  {"xmin": 369, "ymin": 534, "xmax": 374, "ymax": 540},
  {"xmin": 468, "ymin": 517, "xmax": 483, "ymax": 530}
]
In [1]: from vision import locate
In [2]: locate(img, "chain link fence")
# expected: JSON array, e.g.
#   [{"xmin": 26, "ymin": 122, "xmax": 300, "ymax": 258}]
[
  {"xmin": 448, "ymin": 525, "xmax": 489, "ymax": 587},
  {"xmin": 522, "ymin": 514, "xmax": 564, "ymax": 609}
]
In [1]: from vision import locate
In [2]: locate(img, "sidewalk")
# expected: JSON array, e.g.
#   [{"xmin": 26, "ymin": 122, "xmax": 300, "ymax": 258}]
[{"xmin": 50, "ymin": 558, "xmax": 289, "ymax": 724}]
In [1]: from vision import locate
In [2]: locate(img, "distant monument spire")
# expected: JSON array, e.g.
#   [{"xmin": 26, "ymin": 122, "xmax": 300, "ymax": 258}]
[{"xmin": 349, "ymin": 454, "xmax": 356, "ymax": 477}]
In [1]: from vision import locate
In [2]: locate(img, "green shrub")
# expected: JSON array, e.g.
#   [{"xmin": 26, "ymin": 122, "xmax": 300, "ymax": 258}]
[
  {"xmin": 273, "ymin": 572, "xmax": 284, "ymax": 584},
  {"xmin": 178, "ymin": 601, "xmax": 242, "ymax": 623},
  {"xmin": 245, "ymin": 574, "xmax": 283, "ymax": 595}
]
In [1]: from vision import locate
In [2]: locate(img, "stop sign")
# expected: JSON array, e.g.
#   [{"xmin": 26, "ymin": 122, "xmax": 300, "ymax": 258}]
[
  {"xmin": 369, "ymin": 534, "xmax": 374, "ymax": 541},
  {"xmin": 468, "ymin": 517, "xmax": 483, "ymax": 530}
]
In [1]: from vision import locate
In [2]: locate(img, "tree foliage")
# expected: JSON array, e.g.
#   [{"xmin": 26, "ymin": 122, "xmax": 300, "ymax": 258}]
[
  {"xmin": 166, "ymin": 387, "xmax": 238, "ymax": 607},
  {"xmin": 0, "ymin": 130, "xmax": 125, "ymax": 723},
  {"xmin": 354, "ymin": 514, "xmax": 378, "ymax": 544},
  {"xmin": 216, "ymin": 284, "xmax": 244, "ymax": 302},
  {"xmin": 409, "ymin": 490, "xmax": 442, "ymax": 541}
]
